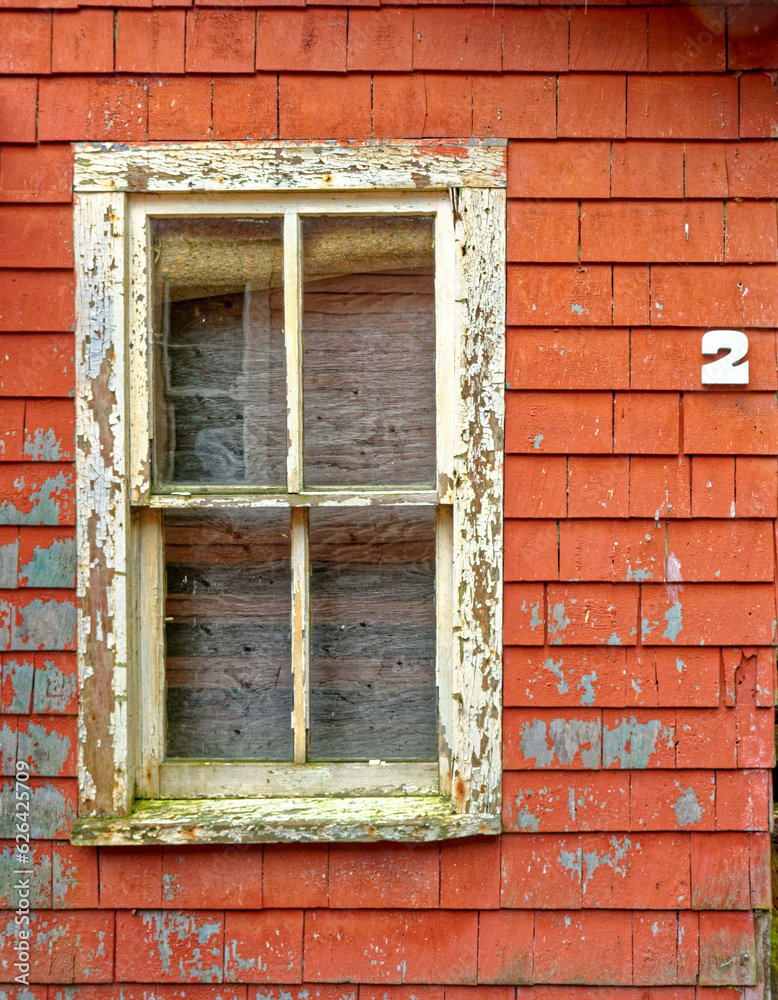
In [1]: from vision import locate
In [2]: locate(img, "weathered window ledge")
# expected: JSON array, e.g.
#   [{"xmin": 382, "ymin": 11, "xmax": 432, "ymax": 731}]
[{"xmin": 70, "ymin": 797, "xmax": 501, "ymax": 846}]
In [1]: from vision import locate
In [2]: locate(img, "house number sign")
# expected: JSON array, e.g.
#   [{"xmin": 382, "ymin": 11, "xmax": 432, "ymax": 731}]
[{"xmin": 701, "ymin": 329, "xmax": 749, "ymax": 385}]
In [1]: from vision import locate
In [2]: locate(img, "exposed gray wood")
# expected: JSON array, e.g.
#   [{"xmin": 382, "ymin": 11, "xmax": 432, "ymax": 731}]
[
  {"xmin": 74, "ymin": 191, "xmax": 132, "ymax": 817},
  {"xmin": 308, "ymin": 507, "xmax": 436, "ymax": 761},
  {"xmin": 73, "ymin": 141, "xmax": 508, "ymax": 194},
  {"xmin": 166, "ymin": 686, "xmax": 293, "ymax": 760},
  {"xmin": 159, "ymin": 761, "xmax": 438, "ymax": 798},
  {"xmin": 302, "ymin": 246, "xmax": 435, "ymax": 487},
  {"xmin": 70, "ymin": 795, "xmax": 501, "ymax": 845},
  {"xmin": 163, "ymin": 509, "xmax": 293, "ymax": 762}
]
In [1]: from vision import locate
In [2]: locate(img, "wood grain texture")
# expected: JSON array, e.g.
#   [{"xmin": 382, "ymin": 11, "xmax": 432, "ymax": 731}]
[
  {"xmin": 75, "ymin": 190, "xmax": 132, "ymax": 816},
  {"xmin": 450, "ymin": 186, "xmax": 505, "ymax": 816},
  {"xmin": 71, "ymin": 795, "xmax": 501, "ymax": 845},
  {"xmin": 163, "ymin": 509, "xmax": 293, "ymax": 762},
  {"xmin": 302, "ymin": 217, "xmax": 435, "ymax": 488},
  {"xmin": 158, "ymin": 761, "xmax": 438, "ymax": 798},
  {"xmin": 73, "ymin": 140, "xmax": 508, "ymax": 194}
]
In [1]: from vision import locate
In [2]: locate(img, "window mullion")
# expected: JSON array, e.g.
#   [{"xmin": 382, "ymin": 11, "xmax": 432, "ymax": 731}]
[
  {"xmin": 291, "ymin": 505, "xmax": 310, "ymax": 764},
  {"xmin": 284, "ymin": 211, "xmax": 303, "ymax": 494}
]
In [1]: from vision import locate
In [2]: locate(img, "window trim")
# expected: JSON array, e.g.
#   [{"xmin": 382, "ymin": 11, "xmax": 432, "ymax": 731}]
[{"xmin": 71, "ymin": 140, "xmax": 507, "ymax": 845}]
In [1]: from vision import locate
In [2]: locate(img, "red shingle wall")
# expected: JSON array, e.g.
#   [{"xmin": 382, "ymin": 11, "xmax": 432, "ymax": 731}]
[{"xmin": 0, "ymin": 3, "xmax": 777, "ymax": 997}]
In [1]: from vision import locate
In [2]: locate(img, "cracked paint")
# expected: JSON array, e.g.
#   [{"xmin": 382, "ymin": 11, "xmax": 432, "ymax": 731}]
[{"xmin": 0, "ymin": 472, "xmax": 72, "ymax": 526}]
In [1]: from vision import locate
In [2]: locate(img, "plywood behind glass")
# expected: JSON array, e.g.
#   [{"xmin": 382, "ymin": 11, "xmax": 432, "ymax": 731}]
[
  {"xmin": 152, "ymin": 217, "xmax": 286, "ymax": 487},
  {"xmin": 164, "ymin": 509, "xmax": 293, "ymax": 760},
  {"xmin": 301, "ymin": 216, "xmax": 436, "ymax": 488}
]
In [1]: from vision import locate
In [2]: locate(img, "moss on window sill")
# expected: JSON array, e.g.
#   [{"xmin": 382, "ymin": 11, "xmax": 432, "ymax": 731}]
[{"xmin": 71, "ymin": 795, "xmax": 501, "ymax": 846}]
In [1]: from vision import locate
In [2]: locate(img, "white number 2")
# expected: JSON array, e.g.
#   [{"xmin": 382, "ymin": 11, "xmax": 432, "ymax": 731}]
[{"xmin": 701, "ymin": 329, "xmax": 750, "ymax": 385}]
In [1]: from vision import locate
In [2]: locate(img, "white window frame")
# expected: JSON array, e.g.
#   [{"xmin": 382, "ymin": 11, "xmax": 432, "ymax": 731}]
[{"xmin": 71, "ymin": 141, "xmax": 506, "ymax": 845}]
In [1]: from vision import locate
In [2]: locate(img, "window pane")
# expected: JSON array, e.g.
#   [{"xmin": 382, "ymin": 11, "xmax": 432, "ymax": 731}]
[
  {"xmin": 152, "ymin": 217, "xmax": 285, "ymax": 487},
  {"xmin": 164, "ymin": 510, "xmax": 293, "ymax": 760},
  {"xmin": 308, "ymin": 506, "xmax": 437, "ymax": 761},
  {"xmin": 302, "ymin": 216, "xmax": 436, "ymax": 487}
]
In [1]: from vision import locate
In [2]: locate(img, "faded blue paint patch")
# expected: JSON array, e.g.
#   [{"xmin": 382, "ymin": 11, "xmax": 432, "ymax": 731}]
[
  {"xmin": 19, "ymin": 537, "xmax": 75, "ymax": 588},
  {"xmin": 603, "ymin": 716, "xmax": 674, "ymax": 769},
  {"xmin": 663, "ymin": 601, "xmax": 683, "ymax": 642},
  {"xmin": 512, "ymin": 806, "xmax": 540, "ymax": 832},
  {"xmin": 582, "ymin": 836, "xmax": 631, "ymax": 895},
  {"xmin": 0, "ymin": 721, "xmax": 16, "ymax": 775},
  {"xmin": 0, "ymin": 539, "xmax": 18, "ymax": 589},
  {"xmin": 11, "ymin": 598, "xmax": 76, "ymax": 651},
  {"xmin": 626, "ymin": 565, "xmax": 653, "ymax": 582},
  {"xmin": 519, "ymin": 717, "xmax": 601, "ymax": 768},
  {"xmin": 18, "ymin": 721, "xmax": 71, "ymax": 777},
  {"xmin": 606, "ymin": 631, "xmax": 622, "ymax": 646},
  {"xmin": 225, "ymin": 938, "xmax": 264, "ymax": 975},
  {"xmin": 33, "ymin": 658, "xmax": 77, "ymax": 714},
  {"xmin": 544, "ymin": 657, "xmax": 568, "ymax": 695},
  {"xmin": 0, "ymin": 471, "xmax": 71, "ymax": 526},
  {"xmin": 0, "ymin": 841, "xmax": 52, "ymax": 908},
  {"xmin": 571, "ymin": 303, "xmax": 584, "ymax": 316},
  {"xmin": 578, "ymin": 671, "xmax": 597, "ymax": 707},
  {"xmin": 548, "ymin": 603, "xmax": 570, "ymax": 645},
  {"xmin": 533, "ymin": 434, "xmax": 544, "ymax": 449},
  {"xmin": 0, "ymin": 781, "xmax": 76, "ymax": 839},
  {"xmin": 673, "ymin": 785, "xmax": 702, "ymax": 827},
  {"xmin": 139, "ymin": 911, "xmax": 223, "ymax": 982},
  {"xmin": 558, "ymin": 846, "xmax": 582, "ymax": 885},
  {"xmin": 162, "ymin": 872, "xmax": 177, "ymax": 901},
  {"xmin": 1, "ymin": 656, "xmax": 34, "ymax": 713},
  {"xmin": 24, "ymin": 428, "xmax": 63, "ymax": 462},
  {"xmin": 0, "ymin": 600, "xmax": 10, "ymax": 650},
  {"xmin": 52, "ymin": 849, "xmax": 75, "ymax": 908}
]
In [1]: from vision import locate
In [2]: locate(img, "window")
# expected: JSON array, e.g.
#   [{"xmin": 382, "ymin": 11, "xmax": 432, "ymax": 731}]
[{"xmin": 71, "ymin": 142, "xmax": 506, "ymax": 844}]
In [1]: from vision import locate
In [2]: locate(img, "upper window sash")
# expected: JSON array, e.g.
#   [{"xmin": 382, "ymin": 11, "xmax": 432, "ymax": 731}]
[{"xmin": 129, "ymin": 191, "xmax": 453, "ymax": 505}]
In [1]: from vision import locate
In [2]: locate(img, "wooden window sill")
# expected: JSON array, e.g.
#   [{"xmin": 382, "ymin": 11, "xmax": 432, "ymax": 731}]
[{"xmin": 71, "ymin": 796, "xmax": 501, "ymax": 846}]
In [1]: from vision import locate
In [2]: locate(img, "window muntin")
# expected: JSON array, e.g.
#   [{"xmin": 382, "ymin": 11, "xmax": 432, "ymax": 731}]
[{"xmin": 72, "ymin": 141, "xmax": 505, "ymax": 844}]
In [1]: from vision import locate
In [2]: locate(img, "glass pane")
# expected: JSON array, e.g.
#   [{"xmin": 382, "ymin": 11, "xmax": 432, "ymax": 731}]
[
  {"xmin": 152, "ymin": 217, "xmax": 285, "ymax": 487},
  {"xmin": 164, "ymin": 510, "xmax": 293, "ymax": 760},
  {"xmin": 308, "ymin": 506, "xmax": 437, "ymax": 761},
  {"xmin": 302, "ymin": 216, "xmax": 436, "ymax": 487}
]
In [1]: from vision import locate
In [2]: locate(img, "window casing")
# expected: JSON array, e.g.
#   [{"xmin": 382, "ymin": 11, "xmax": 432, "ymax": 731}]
[{"xmin": 71, "ymin": 142, "xmax": 506, "ymax": 845}]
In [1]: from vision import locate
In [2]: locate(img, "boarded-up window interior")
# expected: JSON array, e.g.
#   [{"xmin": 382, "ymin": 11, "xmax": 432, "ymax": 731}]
[{"xmin": 152, "ymin": 213, "xmax": 438, "ymax": 764}]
